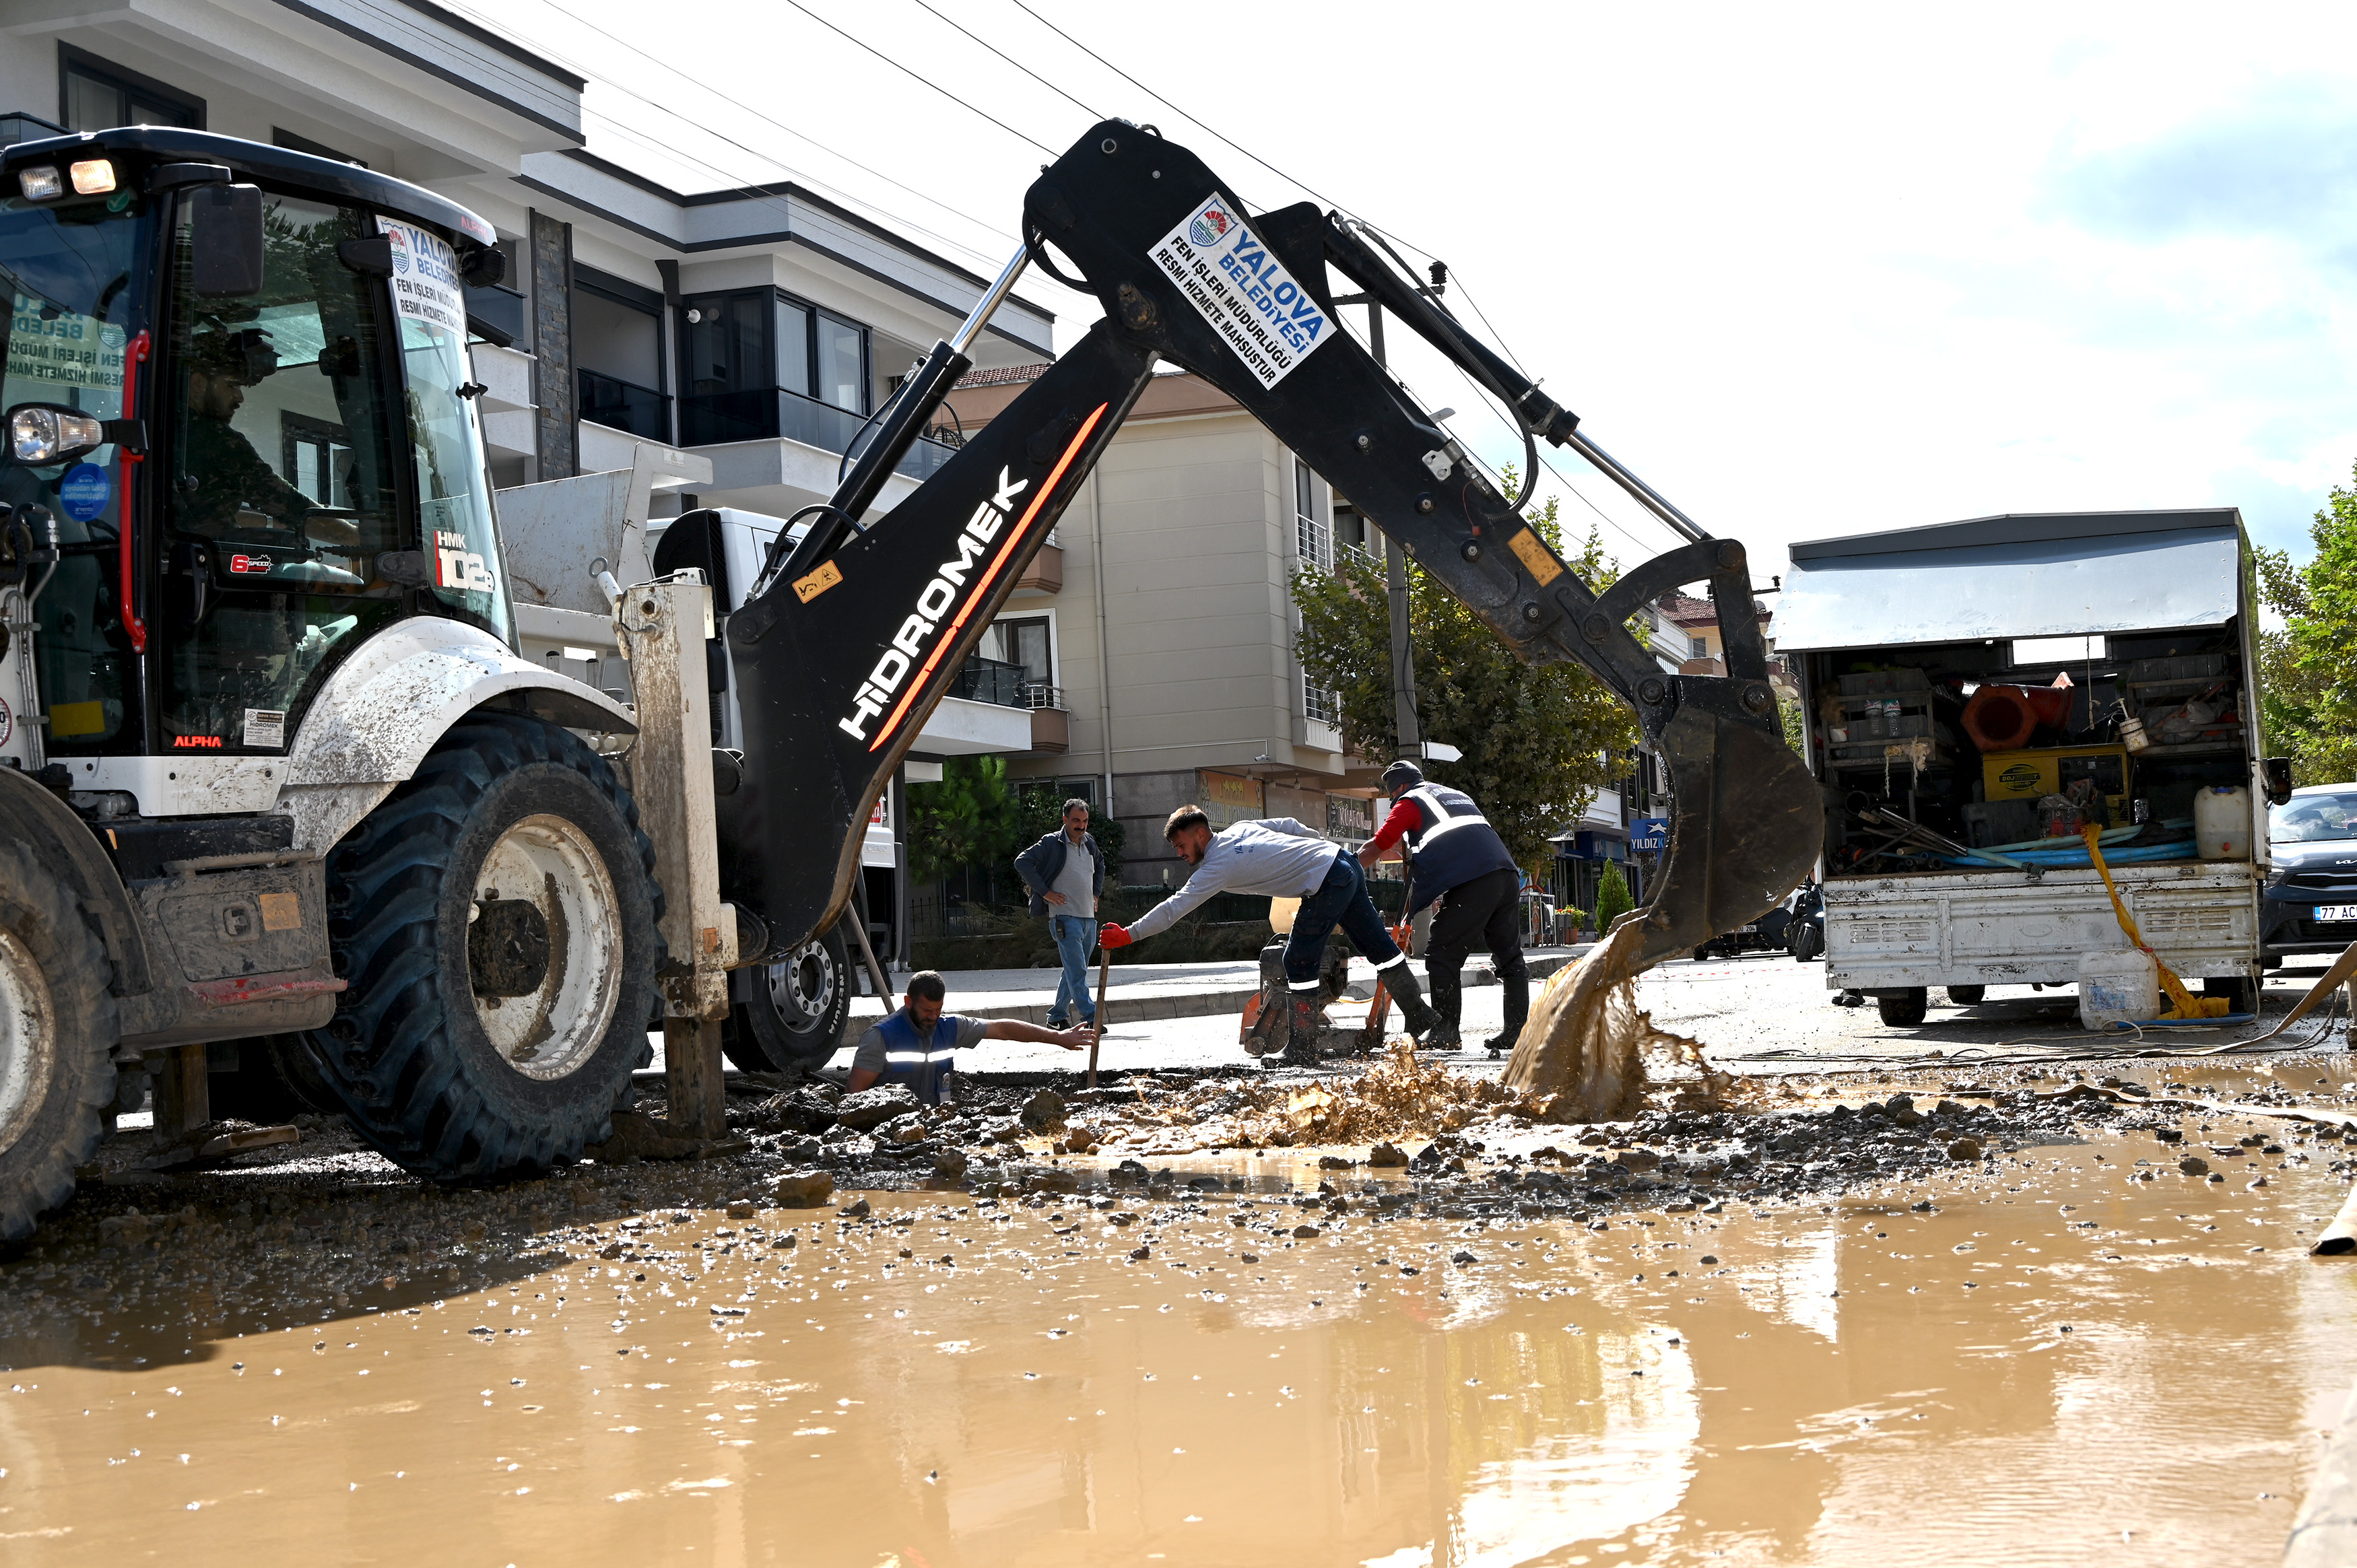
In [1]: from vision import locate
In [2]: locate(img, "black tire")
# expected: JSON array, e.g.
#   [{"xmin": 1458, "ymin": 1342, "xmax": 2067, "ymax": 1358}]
[
  {"xmin": 308, "ymin": 713, "xmax": 663, "ymax": 1181},
  {"xmin": 1692, "ymin": 945, "xmax": 1714, "ymax": 962},
  {"xmin": 0, "ymin": 842, "xmax": 118, "ymax": 1243},
  {"xmin": 206, "ymin": 1033, "xmax": 345, "ymax": 1124},
  {"xmin": 1946, "ymin": 984, "xmax": 1987, "ymax": 1006},
  {"xmin": 1791, "ymin": 924, "xmax": 1822, "ymax": 963},
  {"xmin": 722, "ymin": 918, "xmax": 853, "ymax": 1072},
  {"xmin": 1876, "ymin": 988, "xmax": 1929, "ymax": 1027},
  {"xmin": 2204, "ymin": 974, "xmax": 2260, "ymax": 1014}
]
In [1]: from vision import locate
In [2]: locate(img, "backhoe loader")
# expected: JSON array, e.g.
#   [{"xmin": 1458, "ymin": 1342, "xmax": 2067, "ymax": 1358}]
[{"xmin": 0, "ymin": 118, "xmax": 1818, "ymax": 1243}]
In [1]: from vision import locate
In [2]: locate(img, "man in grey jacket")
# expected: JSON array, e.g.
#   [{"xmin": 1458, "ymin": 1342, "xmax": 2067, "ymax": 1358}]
[
  {"xmin": 1100, "ymin": 805, "xmax": 1440, "ymax": 1066},
  {"xmin": 1013, "ymin": 798, "xmax": 1106, "ymax": 1030}
]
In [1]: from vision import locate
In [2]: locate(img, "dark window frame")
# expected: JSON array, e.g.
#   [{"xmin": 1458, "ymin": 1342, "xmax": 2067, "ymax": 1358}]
[
  {"xmin": 271, "ymin": 127, "xmax": 368, "ymax": 168},
  {"xmin": 675, "ymin": 285, "xmax": 869, "ymax": 415},
  {"xmin": 58, "ymin": 44, "xmax": 205, "ymax": 132}
]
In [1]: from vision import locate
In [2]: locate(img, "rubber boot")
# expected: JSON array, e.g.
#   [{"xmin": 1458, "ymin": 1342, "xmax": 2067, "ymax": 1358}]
[
  {"xmin": 1425, "ymin": 967, "xmax": 1463, "ymax": 1051},
  {"xmin": 1280, "ymin": 994, "xmax": 1323, "ymax": 1068},
  {"xmin": 1486, "ymin": 954, "xmax": 1529, "ymax": 1057},
  {"xmin": 1380, "ymin": 963, "xmax": 1442, "ymax": 1044}
]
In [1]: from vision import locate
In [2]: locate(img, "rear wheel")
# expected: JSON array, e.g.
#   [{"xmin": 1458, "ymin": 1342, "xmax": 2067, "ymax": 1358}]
[
  {"xmin": 0, "ymin": 842, "xmax": 117, "ymax": 1243},
  {"xmin": 1876, "ymin": 988, "xmax": 1929, "ymax": 1027},
  {"xmin": 310, "ymin": 714, "xmax": 662, "ymax": 1180},
  {"xmin": 722, "ymin": 918, "xmax": 853, "ymax": 1072},
  {"xmin": 1946, "ymin": 984, "xmax": 1987, "ymax": 1005}
]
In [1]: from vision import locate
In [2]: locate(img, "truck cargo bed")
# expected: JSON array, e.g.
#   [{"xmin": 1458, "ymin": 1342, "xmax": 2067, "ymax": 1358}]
[{"xmin": 1823, "ymin": 861, "xmax": 2259, "ymax": 990}]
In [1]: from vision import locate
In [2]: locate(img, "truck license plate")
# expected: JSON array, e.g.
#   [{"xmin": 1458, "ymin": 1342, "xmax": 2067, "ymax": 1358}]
[{"xmin": 2317, "ymin": 905, "xmax": 2357, "ymax": 922}]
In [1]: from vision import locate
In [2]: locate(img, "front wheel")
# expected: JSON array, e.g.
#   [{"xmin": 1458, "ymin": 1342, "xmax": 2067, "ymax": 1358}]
[
  {"xmin": 0, "ymin": 843, "xmax": 118, "ymax": 1243},
  {"xmin": 723, "ymin": 918, "xmax": 853, "ymax": 1072},
  {"xmin": 1790, "ymin": 924, "xmax": 1822, "ymax": 963},
  {"xmin": 1876, "ymin": 988, "xmax": 1929, "ymax": 1027},
  {"xmin": 310, "ymin": 714, "xmax": 663, "ymax": 1180}
]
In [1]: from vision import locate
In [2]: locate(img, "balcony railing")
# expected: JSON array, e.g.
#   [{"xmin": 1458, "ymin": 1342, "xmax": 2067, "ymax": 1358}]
[
  {"xmin": 1019, "ymin": 681, "xmax": 1063, "ymax": 711},
  {"xmin": 1304, "ymin": 679, "xmax": 1342, "ymax": 726},
  {"xmin": 578, "ymin": 368, "xmax": 670, "ymax": 442},
  {"xmin": 1296, "ymin": 512, "xmax": 1331, "ymax": 572},
  {"xmin": 679, "ymin": 384, "xmax": 957, "ymax": 479},
  {"xmin": 951, "ymin": 653, "xmax": 1029, "ymax": 708}
]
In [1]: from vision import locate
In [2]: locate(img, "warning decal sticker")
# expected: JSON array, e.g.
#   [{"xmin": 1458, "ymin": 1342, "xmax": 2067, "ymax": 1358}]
[{"xmin": 1150, "ymin": 197, "xmax": 1332, "ymax": 389}]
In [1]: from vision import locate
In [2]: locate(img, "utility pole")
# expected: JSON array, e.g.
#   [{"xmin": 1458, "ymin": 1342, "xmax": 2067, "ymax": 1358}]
[{"xmin": 1366, "ymin": 303, "xmax": 1422, "ymax": 755}]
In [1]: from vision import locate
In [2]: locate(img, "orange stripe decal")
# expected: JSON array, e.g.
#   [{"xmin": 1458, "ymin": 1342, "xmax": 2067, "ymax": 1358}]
[{"xmin": 869, "ymin": 402, "xmax": 1108, "ymax": 752}]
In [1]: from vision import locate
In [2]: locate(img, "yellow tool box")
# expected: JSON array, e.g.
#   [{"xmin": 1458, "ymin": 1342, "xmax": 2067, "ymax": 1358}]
[{"xmin": 1981, "ymin": 743, "xmax": 2131, "ymax": 823}]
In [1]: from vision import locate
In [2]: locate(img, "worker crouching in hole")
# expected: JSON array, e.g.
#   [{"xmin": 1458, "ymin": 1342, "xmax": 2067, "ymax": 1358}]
[
  {"xmin": 1360, "ymin": 760, "xmax": 1531, "ymax": 1056},
  {"xmin": 1101, "ymin": 805, "xmax": 1442, "ymax": 1068},
  {"xmin": 845, "ymin": 970, "xmax": 1095, "ymax": 1106}
]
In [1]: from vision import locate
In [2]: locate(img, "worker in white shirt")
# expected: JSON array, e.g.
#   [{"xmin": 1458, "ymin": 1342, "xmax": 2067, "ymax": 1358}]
[{"xmin": 1100, "ymin": 805, "xmax": 1440, "ymax": 1067}]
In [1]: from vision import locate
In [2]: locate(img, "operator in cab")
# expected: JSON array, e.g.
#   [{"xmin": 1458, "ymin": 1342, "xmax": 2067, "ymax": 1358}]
[
  {"xmin": 173, "ymin": 326, "xmax": 317, "ymax": 539},
  {"xmin": 1101, "ymin": 805, "xmax": 1442, "ymax": 1067},
  {"xmin": 846, "ymin": 970, "xmax": 1095, "ymax": 1106},
  {"xmin": 1358, "ymin": 761, "xmax": 1529, "ymax": 1056}
]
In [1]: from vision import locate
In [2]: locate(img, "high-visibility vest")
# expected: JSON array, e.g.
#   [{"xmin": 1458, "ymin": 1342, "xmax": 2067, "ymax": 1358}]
[
  {"xmin": 1399, "ymin": 784, "xmax": 1517, "ymax": 908},
  {"xmin": 873, "ymin": 1009, "xmax": 958, "ymax": 1104}
]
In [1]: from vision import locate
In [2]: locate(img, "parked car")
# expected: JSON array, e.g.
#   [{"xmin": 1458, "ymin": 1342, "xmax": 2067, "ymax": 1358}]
[
  {"xmin": 1694, "ymin": 904, "xmax": 1790, "ymax": 961},
  {"xmin": 2261, "ymin": 784, "xmax": 2357, "ymax": 962}
]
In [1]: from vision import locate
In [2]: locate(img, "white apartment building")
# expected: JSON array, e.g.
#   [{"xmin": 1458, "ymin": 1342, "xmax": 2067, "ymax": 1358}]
[{"xmin": 944, "ymin": 366, "xmax": 1387, "ymax": 889}]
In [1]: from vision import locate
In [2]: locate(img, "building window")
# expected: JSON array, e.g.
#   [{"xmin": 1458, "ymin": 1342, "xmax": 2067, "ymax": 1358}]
[
  {"xmin": 1333, "ymin": 502, "xmax": 1370, "ymax": 562},
  {"xmin": 679, "ymin": 289, "xmax": 874, "ymax": 448},
  {"xmin": 1690, "ymin": 635, "xmax": 1709, "ymax": 658},
  {"xmin": 989, "ymin": 617, "xmax": 1058, "ymax": 708},
  {"xmin": 574, "ymin": 266, "xmax": 667, "ymax": 441},
  {"xmin": 60, "ymin": 46, "xmax": 203, "ymax": 132},
  {"xmin": 271, "ymin": 127, "xmax": 366, "ymax": 167},
  {"xmin": 1294, "ymin": 459, "xmax": 1330, "ymax": 570},
  {"xmin": 1304, "ymin": 677, "xmax": 1341, "ymax": 727},
  {"xmin": 465, "ymin": 237, "xmax": 526, "ymax": 347}
]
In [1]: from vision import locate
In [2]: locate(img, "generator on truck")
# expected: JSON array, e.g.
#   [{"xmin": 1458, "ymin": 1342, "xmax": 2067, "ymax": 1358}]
[
  {"xmin": 0, "ymin": 118, "xmax": 1822, "ymax": 1243},
  {"xmin": 1775, "ymin": 509, "xmax": 2295, "ymax": 1027}
]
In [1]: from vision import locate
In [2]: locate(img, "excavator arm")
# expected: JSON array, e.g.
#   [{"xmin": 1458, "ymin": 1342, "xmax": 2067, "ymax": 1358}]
[{"xmin": 720, "ymin": 120, "xmax": 1821, "ymax": 972}]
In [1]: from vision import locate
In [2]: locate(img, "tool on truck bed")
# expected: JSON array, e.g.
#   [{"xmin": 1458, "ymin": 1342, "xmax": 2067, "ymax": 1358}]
[{"xmin": 0, "ymin": 118, "xmax": 1816, "ymax": 1242}]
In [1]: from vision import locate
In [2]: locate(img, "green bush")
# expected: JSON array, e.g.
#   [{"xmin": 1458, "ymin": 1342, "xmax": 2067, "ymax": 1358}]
[{"xmin": 1593, "ymin": 862, "xmax": 1634, "ymax": 934}]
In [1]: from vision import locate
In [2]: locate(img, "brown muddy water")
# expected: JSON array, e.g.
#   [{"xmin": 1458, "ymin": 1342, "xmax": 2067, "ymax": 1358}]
[{"xmin": 3, "ymin": 1133, "xmax": 2354, "ymax": 1566}]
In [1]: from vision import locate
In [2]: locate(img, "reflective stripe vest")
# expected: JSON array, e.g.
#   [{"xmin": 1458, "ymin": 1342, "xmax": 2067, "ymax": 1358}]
[
  {"xmin": 874, "ymin": 1009, "xmax": 958, "ymax": 1105},
  {"xmin": 1399, "ymin": 784, "xmax": 1518, "ymax": 910}
]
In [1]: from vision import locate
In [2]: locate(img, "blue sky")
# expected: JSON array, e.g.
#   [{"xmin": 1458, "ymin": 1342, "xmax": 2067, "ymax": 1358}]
[{"xmin": 478, "ymin": 0, "xmax": 2357, "ymax": 575}]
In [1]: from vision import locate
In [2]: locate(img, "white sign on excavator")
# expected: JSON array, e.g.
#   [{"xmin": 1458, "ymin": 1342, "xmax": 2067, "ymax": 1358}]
[{"xmin": 1150, "ymin": 197, "xmax": 1332, "ymax": 389}]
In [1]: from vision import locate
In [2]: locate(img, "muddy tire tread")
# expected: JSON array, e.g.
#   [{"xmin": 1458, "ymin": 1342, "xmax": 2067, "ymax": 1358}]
[
  {"xmin": 310, "ymin": 714, "xmax": 662, "ymax": 1180},
  {"xmin": 0, "ymin": 841, "xmax": 117, "ymax": 1243}
]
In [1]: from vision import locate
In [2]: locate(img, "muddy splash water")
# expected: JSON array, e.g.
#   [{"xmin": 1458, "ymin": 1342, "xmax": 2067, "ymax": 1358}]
[
  {"xmin": 2, "ymin": 1136, "xmax": 2353, "ymax": 1566},
  {"xmin": 1506, "ymin": 922, "xmax": 1714, "ymax": 1119}
]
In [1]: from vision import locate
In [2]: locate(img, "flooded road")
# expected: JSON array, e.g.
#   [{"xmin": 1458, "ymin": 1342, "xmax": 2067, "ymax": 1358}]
[{"xmin": 4, "ymin": 1122, "xmax": 2354, "ymax": 1567}]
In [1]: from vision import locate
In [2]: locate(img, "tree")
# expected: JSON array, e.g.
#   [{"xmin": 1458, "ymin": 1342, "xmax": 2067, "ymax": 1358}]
[
  {"xmin": 904, "ymin": 755, "xmax": 1017, "ymax": 885},
  {"xmin": 1593, "ymin": 860, "xmax": 1634, "ymax": 934},
  {"xmin": 1292, "ymin": 479, "xmax": 1641, "ymax": 880},
  {"xmin": 2255, "ymin": 465, "xmax": 2357, "ymax": 786}
]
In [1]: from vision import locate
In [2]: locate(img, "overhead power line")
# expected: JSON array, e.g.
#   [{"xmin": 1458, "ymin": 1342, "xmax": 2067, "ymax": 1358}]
[
  {"xmin": 777, "ymin": 0, "xmax": 1058, "ymax": 155},
  {"xmin": 909, "ymin": 0, "xmax": 1102, "ymax": 123}
]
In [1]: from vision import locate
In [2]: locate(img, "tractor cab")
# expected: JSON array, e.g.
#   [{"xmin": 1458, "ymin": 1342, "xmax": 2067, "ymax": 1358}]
[{"xmin": 0, "ymin": 127, "xmax": 510, "ymax": 776}]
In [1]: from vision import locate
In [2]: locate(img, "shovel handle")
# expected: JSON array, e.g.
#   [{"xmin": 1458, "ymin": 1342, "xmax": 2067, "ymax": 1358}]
[{"xmin": 1089, "ymin": 943, "xmax": 1110, "ymax": 1089}]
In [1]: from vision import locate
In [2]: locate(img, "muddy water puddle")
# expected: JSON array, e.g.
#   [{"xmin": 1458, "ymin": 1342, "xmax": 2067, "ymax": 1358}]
[{"xmin": 3, "ymin": 1136, "xmax": 2354, "ymax": 1566}]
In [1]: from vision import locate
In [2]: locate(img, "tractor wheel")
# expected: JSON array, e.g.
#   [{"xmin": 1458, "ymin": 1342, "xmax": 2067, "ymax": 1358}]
[
  {"xmin": 0, "ymin": 842, "xmax": 118, "ymax": 1243},
  {"xmin": 206, "ymin": 1033, "xmax": 346, "ymax": 1124},
  {"xmin": 1876, "ymin": 988, "xmax": 1929, "ymax": 1027},
  {"xmin": 723, "ymin": 918, "xmax": 852, "ymax": 1072},
  {"xmin": 310, "ymin": 713, "xmax": 662, "ymax": 1181}
]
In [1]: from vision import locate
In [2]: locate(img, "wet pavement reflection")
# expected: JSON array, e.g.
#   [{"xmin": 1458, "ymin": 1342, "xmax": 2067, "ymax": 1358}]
[{"xmin": 3, "ymin": 1131, "xmax": 2354, "ymax": 1566}]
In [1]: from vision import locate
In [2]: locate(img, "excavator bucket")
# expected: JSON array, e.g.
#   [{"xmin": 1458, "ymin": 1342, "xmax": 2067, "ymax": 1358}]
[{"xmin": 1625, "ymin": 691, "xmax": 1826, "ymax": 968}]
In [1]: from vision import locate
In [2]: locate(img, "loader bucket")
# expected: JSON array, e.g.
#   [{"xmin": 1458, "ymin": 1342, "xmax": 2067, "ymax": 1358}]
[{"xmin": 1624, "ymin": 691, "xmax": 1824, "ymax": 969}]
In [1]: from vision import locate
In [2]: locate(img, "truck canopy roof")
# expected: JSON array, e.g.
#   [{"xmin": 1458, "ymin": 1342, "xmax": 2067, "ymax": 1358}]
[{"xmin": 1777, "ymin": 508, "xmax": 2247, "ymax": 652}]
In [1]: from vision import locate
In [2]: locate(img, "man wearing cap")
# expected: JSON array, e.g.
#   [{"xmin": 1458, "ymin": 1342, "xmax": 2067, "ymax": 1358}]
[
  {"xmin": 1100, "ymin": 805, "xmax": 1441, "ymax": 1067},
  {"xmin": 846, "ymin": 970, "xmax": 1095, "ymax": 1106},
  {"xmin": 1358, "ymin": 760, "xmax": 1529, "ymax": 1054}
]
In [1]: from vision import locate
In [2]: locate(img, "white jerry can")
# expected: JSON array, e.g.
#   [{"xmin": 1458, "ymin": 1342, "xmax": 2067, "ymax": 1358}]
[
  {"xmin": 2079, "ymin": 947, "xmax": 2159, "ymax": 1031},
  {"xmin": 2195, "ymin": 784, "xmax": 2252, "ymax": 860}
]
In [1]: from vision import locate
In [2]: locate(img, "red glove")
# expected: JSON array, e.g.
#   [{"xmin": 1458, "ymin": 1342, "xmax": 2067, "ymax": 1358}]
[{"xmin": 1099, "ymin": 922, "xmax": 1133, "ymax": 949}]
